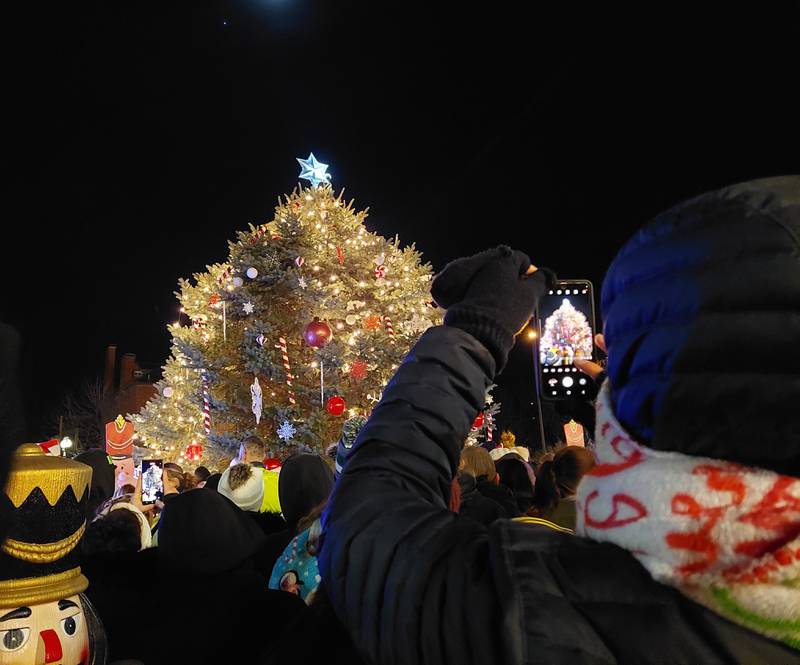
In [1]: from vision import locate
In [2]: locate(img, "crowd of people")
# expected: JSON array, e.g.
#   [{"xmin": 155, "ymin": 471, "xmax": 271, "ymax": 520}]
[
  {"xmin": 70, "ymin": 423, "xmax": 592, "ymax": 663},
  {"xmin": 2, "ymin": 176, "xmax": 799, "ymax": 664}
]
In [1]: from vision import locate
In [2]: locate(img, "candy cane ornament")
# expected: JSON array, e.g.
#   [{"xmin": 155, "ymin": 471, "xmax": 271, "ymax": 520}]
[
  {"xmin": 202, "ymin": 372, "xmax": 212, "ymax": 435},
  {"xmin": 383, "ymin": 315, "xmax": 394, "ymax": 338},
  {"xmin": 217, "ymin": 267, "xmax": 231, "ymax": 285},
  {"xmin": 275, "ymin": 337, "xmax": 296, "ymax": 405}
]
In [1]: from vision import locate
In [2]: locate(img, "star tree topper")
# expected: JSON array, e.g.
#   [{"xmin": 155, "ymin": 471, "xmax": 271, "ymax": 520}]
[{"xmin": 296, "ymin": 153, "xmax": 331, "ymax": 187}]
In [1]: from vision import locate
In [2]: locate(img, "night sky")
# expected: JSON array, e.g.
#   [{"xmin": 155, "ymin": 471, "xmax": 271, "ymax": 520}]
[{"xmin": 5, "ymin": 2, "xmax": 799, "ymax": 440}]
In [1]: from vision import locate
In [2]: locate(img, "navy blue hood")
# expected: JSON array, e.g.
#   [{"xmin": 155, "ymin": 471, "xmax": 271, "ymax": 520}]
[{"xmin": 602, "ymin": 176, "xmax": 800, "ymax": 475}]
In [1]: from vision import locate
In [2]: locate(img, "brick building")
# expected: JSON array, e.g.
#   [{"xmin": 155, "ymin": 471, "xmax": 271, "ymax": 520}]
[{"xmin": 103, "ymin": 345, "xmax": 159, "ymax": 417}]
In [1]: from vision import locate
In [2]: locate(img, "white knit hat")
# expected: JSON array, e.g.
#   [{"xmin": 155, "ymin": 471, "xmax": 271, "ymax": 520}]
[
  {"xmin": 489, "ymin": 446, "xmax": 530, "ymax": 463},
  {"xmin": 218, "ymin": 464, "xmax": 264, "ymax": 512}
]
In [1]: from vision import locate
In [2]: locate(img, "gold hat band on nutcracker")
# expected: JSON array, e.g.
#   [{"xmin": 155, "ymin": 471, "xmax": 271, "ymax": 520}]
[
  {"xmin": 0, "ymin": 568, "xmax": 88, "ymax": 609},
  {"xmin": 1, "ymin": 523, "xmax": 86, "ymax": 564}
]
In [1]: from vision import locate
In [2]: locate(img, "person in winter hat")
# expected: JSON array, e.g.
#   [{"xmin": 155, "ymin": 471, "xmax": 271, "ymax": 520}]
[
  {"xmin": 495, "ymin": 453, "xmax": 537, "ymax": 514},
  {"xmin": 257, "ymin": 453, "xmax": 335, "ymax": 577},
  {"xmin": 320, "ymin": 181, "xmax": 800, "ymax": 665},
  {"xmin": 154, "ymin": 488, "xmax": 305, "ymax": 665},
  {"xmin": 218, "ymin": 463, "xmax": 265, "ymax": 512},
  {"xmin": 334, "ymin": 416, "xmax": 367, "ymax": 478}
]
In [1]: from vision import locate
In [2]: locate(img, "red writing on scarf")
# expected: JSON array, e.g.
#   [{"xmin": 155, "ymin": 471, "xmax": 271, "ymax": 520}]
[
  {"xmin": 583, "ymin": 490, "xmax": 648, "ymax": 529},
  {"xmin": 735, "ymin": 477, "xmax": 800, "ymax": 558},
  {"xmin": 666, "ymin": 465, "xmax": 746, "ymax": 576},
  {"xmin": 589, "ymin": 427, "xmax": 644, "ymax": 478}
]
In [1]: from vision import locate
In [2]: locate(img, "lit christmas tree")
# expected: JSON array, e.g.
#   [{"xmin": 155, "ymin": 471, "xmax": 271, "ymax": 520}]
[
  {"xmin": 539, "ymin": 298, "xmax": 593, "ymax": 366},
  {"xmin": 131, "ymin": 156, "xmax": 444, "ymax": 467}
]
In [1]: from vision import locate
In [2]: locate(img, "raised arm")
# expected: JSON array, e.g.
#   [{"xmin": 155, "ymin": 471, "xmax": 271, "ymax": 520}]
[{"xmin": 319, "ymin": 247, "xmax": 550, "ymax": 665}]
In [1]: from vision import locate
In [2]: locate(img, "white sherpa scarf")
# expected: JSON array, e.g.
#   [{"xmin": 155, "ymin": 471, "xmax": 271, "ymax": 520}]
[{"xmin": 576, "ymin": 383, "xmax": 800, "ymax": 649}]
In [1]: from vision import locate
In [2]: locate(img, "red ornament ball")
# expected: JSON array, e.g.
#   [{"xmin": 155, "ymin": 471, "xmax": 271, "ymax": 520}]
[
  {"xmin": 184, "ymin": 442, "xmax": 203, "ymax": 462},
  {"xmin": 326, "ymin": 395, "xmax": 346, "ymax": 416},
  {"xmin": 303, "ymin": 318, "xmax": 333, "ymax": 348},
  {"xmin": 472, "ymin": 412, "xmax": 485, "ymax": 430}
]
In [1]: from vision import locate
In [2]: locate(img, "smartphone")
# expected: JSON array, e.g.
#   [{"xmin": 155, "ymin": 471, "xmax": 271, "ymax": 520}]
[
  {"xmin": 140, "ymin": 459, "xmax": 164, "ymax": 504},
  {"xmin": 536, "ymin": 280, "xmax": 596, "ymax": 400}
]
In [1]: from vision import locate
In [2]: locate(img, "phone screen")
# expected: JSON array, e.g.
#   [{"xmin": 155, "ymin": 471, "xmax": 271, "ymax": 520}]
[
  {"xmin": 141, "ymin": 459, "xmax": 164, "ymax": 504},
  {"xmin": 537, "ymin": 280, "xmax": 596, "ymax": 400}
]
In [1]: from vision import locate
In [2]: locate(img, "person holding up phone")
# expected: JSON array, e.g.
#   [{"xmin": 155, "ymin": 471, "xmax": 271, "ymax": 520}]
[{"xmin": 321, "ymin": 177, "xmax": 800, "ymax": 665}]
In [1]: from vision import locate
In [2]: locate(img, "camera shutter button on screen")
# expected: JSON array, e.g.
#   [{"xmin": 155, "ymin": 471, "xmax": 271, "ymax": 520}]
[{"xmin": 562, "ymin": 376, "xmax": 574, "ymax": 387}]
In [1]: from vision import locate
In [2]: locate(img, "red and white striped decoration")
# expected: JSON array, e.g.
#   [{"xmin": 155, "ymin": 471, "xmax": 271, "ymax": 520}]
[
  {"xmin": 383, "ymin": 315, "xmax": 394, "ymax": 337},
  {"xmin": 252, "ymin": 223, "xmax": 269, "ymax": 241},
  {"xmin": 486, "ymin": 412, "xmax": 493, "ymax": 443},
  {"xmin": 216, "ymin": 267, "xmax": 232, "ymax": 285},
  {"xmin": 202, "ymin": 372, "xmax": 211, "ymax": 435},
  {"xmin": 275, "ymin": 337, "xmax": 296, "ymax": 405}
]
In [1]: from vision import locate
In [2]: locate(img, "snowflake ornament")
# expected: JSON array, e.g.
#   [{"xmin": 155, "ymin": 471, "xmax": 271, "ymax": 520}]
[
  {"xmin": 243, "ymin": 301, "xmax": 255, "ymax": 314},
  {"xmin": 298, "ymin": 276, "xmax": 308, "ymax": 290},
  {"xmin": 277, "ymin": 420, "xmax": 296, "ymax": 442}
]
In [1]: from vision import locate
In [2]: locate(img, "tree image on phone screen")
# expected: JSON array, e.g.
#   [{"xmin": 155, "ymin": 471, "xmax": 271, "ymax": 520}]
[
  {"xmin": 141, "ymin": 461, "xmax": 163, "ymax": 503},
  {"xmin": 540, "ymin": 297, "xmax": 593, "ymax": 366}
]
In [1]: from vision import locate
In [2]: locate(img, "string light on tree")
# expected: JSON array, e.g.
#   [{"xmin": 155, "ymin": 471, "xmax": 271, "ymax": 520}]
[{"xmin": 130, "ymin": 156, "xmax": 442, "ymax": 466}]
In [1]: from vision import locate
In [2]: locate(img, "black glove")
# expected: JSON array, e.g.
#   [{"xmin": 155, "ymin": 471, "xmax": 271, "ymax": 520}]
[{"xmin": 431, "ymin": 246, "xmax": 555, "ymax": 371}]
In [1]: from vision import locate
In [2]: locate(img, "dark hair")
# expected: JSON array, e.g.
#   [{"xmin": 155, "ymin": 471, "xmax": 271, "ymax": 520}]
[
  {"xmin": 194, "ymin": 465, "xmax": 211, "ymax": 481},
  {"xmin": 529, "ymin": 446, "xmax": 595, "ymax": 517},
  {"xmin": 83, "ymin": 509, "xmax": 142, "ymax": 555},
  {"xmin": 496, "ymin": 456, "xmax": 536, "ymax": 513},
  {"xmin": 296, "ymin": 501, "xmax": 327, "ymax": 535},
  {"xmin": 120, "ymin": 483, "xmax": 136, "ymax": 495}
]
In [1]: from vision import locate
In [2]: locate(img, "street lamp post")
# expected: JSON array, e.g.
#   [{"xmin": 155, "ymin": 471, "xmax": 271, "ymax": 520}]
[{"xmin": 528, "ymin": 312, "xmax": 547, "ymax": 454}]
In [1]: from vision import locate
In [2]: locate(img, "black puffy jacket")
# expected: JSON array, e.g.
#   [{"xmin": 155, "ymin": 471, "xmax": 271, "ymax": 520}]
[{"xmin": 319, "ymin": 325, "xmax": 799, "ymax": 665}]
